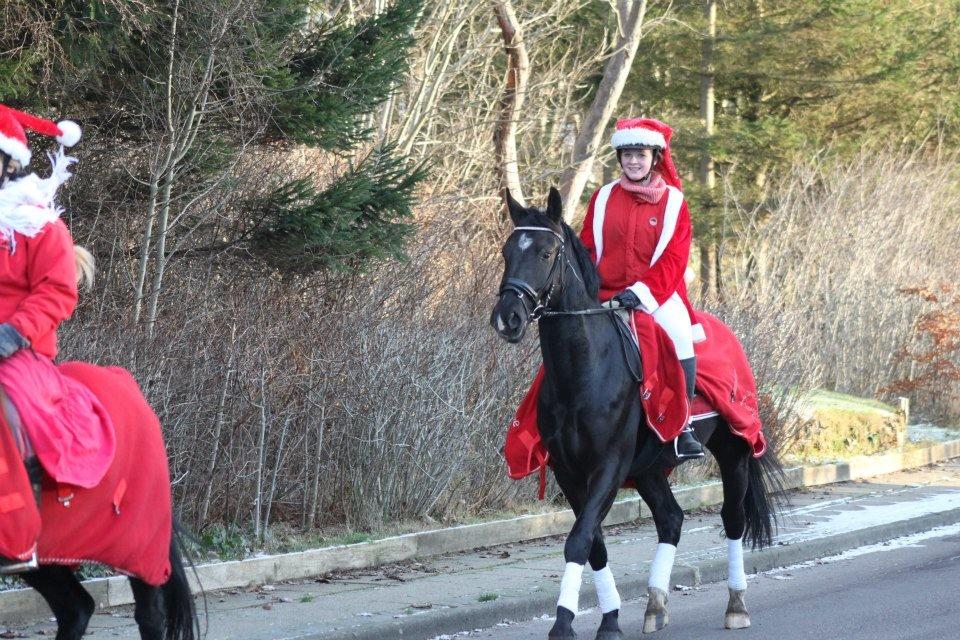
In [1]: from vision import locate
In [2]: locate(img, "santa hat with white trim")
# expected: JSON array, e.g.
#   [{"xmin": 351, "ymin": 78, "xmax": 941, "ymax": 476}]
[
  {"xmin": 0, "ymin": 104, "xmax": 81, "ymax": 167},
  {"xmin": 611, "ymin": 117, "xmax": 681, "ymax": 190}
]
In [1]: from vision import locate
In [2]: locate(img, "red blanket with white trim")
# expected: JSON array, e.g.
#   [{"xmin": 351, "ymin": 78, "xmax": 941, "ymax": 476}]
[
  {"xmin": 0, "ymin": 362, "xmax": 172, "ymax": 585},
  {"xmin": 504, "ymin": 311, "xmax": 766, "ymax": 487}
]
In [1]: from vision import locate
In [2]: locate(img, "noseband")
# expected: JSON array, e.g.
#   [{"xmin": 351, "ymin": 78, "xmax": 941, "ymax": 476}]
[{"xmin": 498, "ymin": 226, "xmax": 567, "ymax": 322}]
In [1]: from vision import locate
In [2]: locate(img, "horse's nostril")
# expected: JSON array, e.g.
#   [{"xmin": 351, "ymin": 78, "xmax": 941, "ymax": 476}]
[{"xmin": 507, "ymin": 311, "xmax": 522, "ymax": 330}]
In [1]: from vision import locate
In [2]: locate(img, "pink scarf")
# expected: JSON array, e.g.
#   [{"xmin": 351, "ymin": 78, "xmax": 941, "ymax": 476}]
[{"xmin": 619, "ymin": 172, "xmax": 666, "ymax": 203}]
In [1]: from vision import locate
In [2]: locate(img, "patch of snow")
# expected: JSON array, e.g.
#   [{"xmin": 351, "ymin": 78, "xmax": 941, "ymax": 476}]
[
  {"xmin": 766, "ymin": 521, "xmax": 960, "ymax": 575},
  {"xmin": 778, "ymin": 490, "xmax": 960, "ymax": 542}
]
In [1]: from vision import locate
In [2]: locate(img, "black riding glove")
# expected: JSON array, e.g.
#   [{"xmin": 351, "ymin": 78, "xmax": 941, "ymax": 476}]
[
  {"xmin": 0, "ymin": 323, "xmax": 29, "ymax": 358},
  {"xmin": 611, "ymin": 289, "xmax": 642, "ymax": 310}
]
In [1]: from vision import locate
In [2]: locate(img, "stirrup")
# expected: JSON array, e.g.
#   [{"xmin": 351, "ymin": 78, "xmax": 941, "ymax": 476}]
[
  {"xmin": 0, "ymin": 551, "xmax": 38, "ymax": 574},
  {"xmin": 674, "ymin": 426, "xmax": 705, "ymax": 460}
]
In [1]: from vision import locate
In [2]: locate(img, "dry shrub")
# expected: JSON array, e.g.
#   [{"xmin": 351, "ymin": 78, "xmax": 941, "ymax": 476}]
[
  {"xmin": 61, "ymin": 195, "xmax": 540, "ymax": 534},
  {"xmin": 716, "ymin": 147, "xmax": 960, "ymax": 434}
]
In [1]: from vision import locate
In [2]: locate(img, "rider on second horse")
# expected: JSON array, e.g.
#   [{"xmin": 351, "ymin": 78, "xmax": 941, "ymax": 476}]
[
  {"xmin": 0, "ymin": 104, "xmax": 94, "ymax": 573},
  {"xmin": 581, "ymin": 117, "xmax": 704, "ymax": 459}
]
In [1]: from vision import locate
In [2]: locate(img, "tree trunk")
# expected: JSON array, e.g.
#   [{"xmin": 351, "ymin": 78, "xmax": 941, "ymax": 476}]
[
  {"xmin": 698, "ymin": 0, "xmax": 717, "ymax": 299},
  {"xmin": 492, "ymin": 1, "xmax": 529, "ymax": 206},
  {"xmin": 559, "ymin": 0, "xmax": 648, "ymax": 222}
]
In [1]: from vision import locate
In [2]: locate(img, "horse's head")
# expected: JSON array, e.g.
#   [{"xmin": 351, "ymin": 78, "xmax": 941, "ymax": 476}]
[{"xmin": 490, "ymin": 187, "xmax": 566, "ymax": 343}]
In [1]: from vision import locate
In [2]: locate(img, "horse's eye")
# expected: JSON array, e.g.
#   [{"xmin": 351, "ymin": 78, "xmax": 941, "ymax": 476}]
[{"xmin": 540, "ymin": 250, "xmax": 552, "ymax": 260}]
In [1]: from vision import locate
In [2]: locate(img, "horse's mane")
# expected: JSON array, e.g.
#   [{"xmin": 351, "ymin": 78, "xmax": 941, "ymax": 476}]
[
  {"xmin": 522, "ymin": 206, "xmax": 600, "ymax": 301},
  {"xmin": 562, "ymin": 221, "xmax": 600, "ymax": 301}
]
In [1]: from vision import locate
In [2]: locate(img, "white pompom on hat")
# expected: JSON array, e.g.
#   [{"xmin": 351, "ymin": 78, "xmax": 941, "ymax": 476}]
[{"xmin": 0, "ymin": 104, "xmax": 82, "ymax": 167}]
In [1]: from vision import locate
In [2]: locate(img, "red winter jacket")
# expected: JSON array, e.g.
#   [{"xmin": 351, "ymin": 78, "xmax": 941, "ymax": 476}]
[
  {"xmin": 0, "ymin": 220, "xmax": 78, "ymax": 358},
  {"xmin": 580, "ymin": 181, "xmax": 704, "ymax": 342}
]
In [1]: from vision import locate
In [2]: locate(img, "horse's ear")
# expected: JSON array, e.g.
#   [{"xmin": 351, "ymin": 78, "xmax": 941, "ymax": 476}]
[
  {"xmin": 504, "ymin": 189, "xmax": 526, "ymax": 226},
  {"xmin": 546, "ymin": 187, "xmax": 563, "ymax": 223}
]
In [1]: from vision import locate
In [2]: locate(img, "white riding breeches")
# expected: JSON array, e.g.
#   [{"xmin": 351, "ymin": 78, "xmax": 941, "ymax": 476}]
[{"xmin": 651, "ymin": 293, "xmax": 694, "ymax": 360}]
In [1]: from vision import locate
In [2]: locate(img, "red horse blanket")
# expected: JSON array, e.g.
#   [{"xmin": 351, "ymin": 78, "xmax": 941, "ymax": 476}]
[
  {"xmin": 0, "ymin": 362, "xmax": 172, "ymax": 586},
  {"xmin": 505, "ymin": 311, "xmax": 766, "ymax": 491}
]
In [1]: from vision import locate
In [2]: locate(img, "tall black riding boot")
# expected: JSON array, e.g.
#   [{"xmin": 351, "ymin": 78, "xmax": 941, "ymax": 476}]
[
  {"xmin": 675, "ymin": 357, "xmax": 704, "ymax": 460},
  {"xmin": 25, "ymin": 456, "xmax": 43, "ymax": 506}
]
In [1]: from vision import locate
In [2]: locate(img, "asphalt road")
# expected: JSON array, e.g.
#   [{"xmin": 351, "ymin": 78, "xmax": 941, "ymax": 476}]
[{"xmin": 457, "ymin": 526, "xmax": 960, "ymax": 640}]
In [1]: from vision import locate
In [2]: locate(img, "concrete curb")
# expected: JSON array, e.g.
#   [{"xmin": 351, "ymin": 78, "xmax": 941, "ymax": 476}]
[
  {"xmin": 295, "ymin": 506, "xmax": 960, "ymax": 640},
  {"xmin": 2, "ymin": 439, "xmax": 959, "ymax": 623}
]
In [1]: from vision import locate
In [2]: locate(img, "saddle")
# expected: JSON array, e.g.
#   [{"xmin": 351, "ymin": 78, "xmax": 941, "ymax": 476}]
[{"xmin": 1, "ymin": 385, "xmax": 31, "ymax": 458}]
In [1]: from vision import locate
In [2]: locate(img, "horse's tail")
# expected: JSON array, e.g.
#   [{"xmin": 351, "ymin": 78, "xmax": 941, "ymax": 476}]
[
  {"xmin": 73, "ymin": 245, "xmax": 95, "ymax": 291},
  {"xmin": 162, "ymin": 521, "xmax": 200, "ymax": 640},
  {"xmin": 742, "ymin": 444, "xmax": 788, "ymax": 549}
]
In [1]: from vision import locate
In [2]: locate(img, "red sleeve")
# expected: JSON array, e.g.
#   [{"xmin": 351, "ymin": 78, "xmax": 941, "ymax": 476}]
[
  {"xmin": 578, "ymin": 189, "xmax": 601, "ymax": 264},
  {"xmin": 8, "ymin": 220, "xmax": 79, "ymax": 344},
  {"xmin": 638, "ymin": 199, "xmax": 692, "ymax": 306}
]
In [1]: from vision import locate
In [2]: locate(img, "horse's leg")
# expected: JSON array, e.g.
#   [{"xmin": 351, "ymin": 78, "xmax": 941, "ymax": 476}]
[
  {"xmin": 20, "ymin": 566, "xmax": 94, "ymax": 640},
  {"xmin": 549, "ymin": 466, "xmax": 622, "ymax": 640},
  {"xmin": 588, "ymin": 527, "xmax": 624, "ymax": 640},
  {"xmin": 633, "ymin": 470, "xmax": 684, "ymax": 634},
  {"xmin": 708, "ymin": 425, "xmax": 752, "ymax": 630},
  {"xmin": 129, "ymin": 577, "xmax": 166, "ymax": 640}
]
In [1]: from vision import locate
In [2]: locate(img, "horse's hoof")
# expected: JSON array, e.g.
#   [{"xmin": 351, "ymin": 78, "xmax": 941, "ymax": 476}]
[
  {"xmin": 724, "ymin": 612, "xmax": 751, "ymax": 629},
  {"xmin": 724, "ymin": 588, "xmax": 751, "ymax": 629},
  {"xmin": 595, "ymin": 610, "xmax": 623, "ymax": 640},
  {"xmin": 642, "ymin": 587, "xmax": 669, "ymax": 633},
  {"xmin": 548, "ymin": 605, "xmax": 577, "ymax": 639}
]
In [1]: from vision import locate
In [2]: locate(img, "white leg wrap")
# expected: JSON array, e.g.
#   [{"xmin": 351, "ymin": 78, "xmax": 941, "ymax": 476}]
[
  {"xmin": 557, "ymin": 562, "xmax": 584, "ymax": 614},
  {"xmin": 648, "ymin": 543, "xmax": 677, "ymax": 592},
  {"xmin": 594, "ymin": 565, "xmax": 622, "ymax": 613},
  {"xmin": 727, "ymin": 537, "xmax": 747, "ymax": 590}
]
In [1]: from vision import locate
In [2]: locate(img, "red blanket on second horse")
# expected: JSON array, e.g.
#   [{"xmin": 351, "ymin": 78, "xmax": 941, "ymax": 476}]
[
  {"xmin": 0, "ymin": 362, "xmax": 172, "ymax": 586},
  {"xmin": 505, "ymin": 311, "xmax": 766, "ymax": 488}
]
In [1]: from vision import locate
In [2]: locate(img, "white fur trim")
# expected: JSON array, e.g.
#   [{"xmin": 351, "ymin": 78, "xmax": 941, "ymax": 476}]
[
  {"xmin": 651, "ymin": 186, "xmax": 683, "ymax": 265},
  {"xmin": 558, "ymin": 562, "xmax": 584, "ymax": 614},
  {"xmin": 648, "ymin": 543, "xmax": 677, "ymax": 591},
  {"xmin": 0, "ymin": 148, "xmax": 74, "ymax": 251},
  {"xmin": 691, "ymin": 322, "xmax": 706, "ymax": 343},
  {"xmin": 628, "ymin": 281, "xmax": 660, "ymax": 314},
  {"xmin": 0, "ymin": 133, "xmax": 31, "ymax": 166},
  {"xmin": 592, "ymin": 181, "xmax": 617, "ymax": 265},
  {"xmin": 611, "ymin": 128, "xmax": 666, "ymax": 150},
  {"xmin": 594, "ymin": 566, "xmax": 621, "ymax": 613},
  {"xmin": 727, "ymin": 538, "xmax": 747, "ymax": 590},
  {"xmin": 56, "ymin": 120, "xmax": 81, "ymax": 147},
  {"xmin": 652, "ymin": 292, "xmax": 695, "ymax": 359}
]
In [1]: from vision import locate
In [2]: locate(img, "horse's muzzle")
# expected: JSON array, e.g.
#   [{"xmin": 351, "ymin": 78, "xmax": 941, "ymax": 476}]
[{"xmin": 490, "ymin": 294, "xmax": 530, "ymax": 343}]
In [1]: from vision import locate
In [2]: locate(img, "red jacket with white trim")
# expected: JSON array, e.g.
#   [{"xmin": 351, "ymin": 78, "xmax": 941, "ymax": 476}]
[
  {"xmin": 580, "ymin": 181, "xmax": 704, "ymax": 342},
  {"xmin": 0, "ymin": 220, "xmax": 78, "ymax": 358}
]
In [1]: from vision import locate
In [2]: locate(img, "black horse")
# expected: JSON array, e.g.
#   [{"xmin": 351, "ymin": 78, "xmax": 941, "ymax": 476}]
[
  {"xmin": 10, "ymin": 541, "xmax": 196, "ymax": 640},
  {"xmin": 490, "ymin": 188, "xmax": 784, "ymax": 638}
]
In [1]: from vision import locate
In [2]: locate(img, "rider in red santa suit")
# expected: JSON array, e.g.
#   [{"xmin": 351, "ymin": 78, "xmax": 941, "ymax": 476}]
[
  {"xmin": 0, "ymin": 105, "xmax": 82, "ymax": 363},
  {"xmin": 0, "ymin": 104, "xmax": 90, "ymax": 573},
  {"xmin": 579, "ymin": 117, "xmax": 705, "ymax": 459}
]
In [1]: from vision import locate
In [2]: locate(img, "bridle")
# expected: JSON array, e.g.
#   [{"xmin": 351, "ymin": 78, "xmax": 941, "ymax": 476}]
[
  {"xmin": 498, "ymin": 226, "xmax": 568, "ymax": 322},
  {"xmin": 498, "ymin": 225, "xmax": 622, "ymax": 322},
  {"xmin": 497, "ymin": 224, "xmax": 642, "ymax": 383}
]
